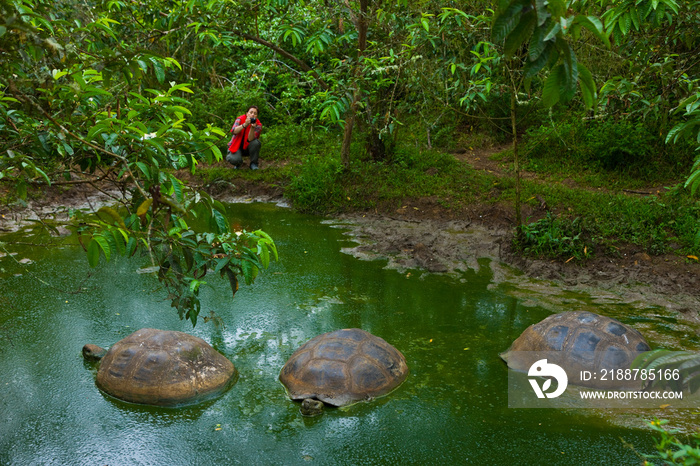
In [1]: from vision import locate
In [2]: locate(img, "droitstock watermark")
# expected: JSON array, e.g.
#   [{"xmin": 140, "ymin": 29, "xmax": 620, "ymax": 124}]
[{"xmin": 506, "ymin": 351, "xmax": 700, "ymax": 409}]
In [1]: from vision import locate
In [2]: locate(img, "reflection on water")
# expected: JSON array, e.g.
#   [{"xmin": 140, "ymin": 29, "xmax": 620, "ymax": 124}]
[{"xmin": 0, "ymin": 202, "xmax": 689, "ymax": 465}]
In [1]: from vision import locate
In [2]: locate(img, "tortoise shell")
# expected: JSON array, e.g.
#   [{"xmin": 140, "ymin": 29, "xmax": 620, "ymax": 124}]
[
  {"xmin": 95, "ymin": 328, "xmax": 237, "ymax": 407},
  {"xmin": 500, "ymin": 311, "xmax": 651, "ymax": 388},
  {"xmin": 279, "ymin": 328, "xmax": 409, "ymax": 407}
]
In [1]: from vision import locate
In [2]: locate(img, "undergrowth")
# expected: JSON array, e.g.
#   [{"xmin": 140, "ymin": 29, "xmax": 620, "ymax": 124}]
[
  {"xmin": 641, "ymin": 419, "xmax": 700, "ymax": 465},
  {"xmin": 521, "ymin": 114, "xmax": 696, "ymax": 187},
  {"xmin": 515, "ymin": 181, "xmax": 700, "ymax": 258},
  {"xmin": 285, "ymin": 144, "xmax": 489, "ymax": 213},
  {"xmin": 516, "ymin": 213, "xmax": 591, "ymax": 261}
]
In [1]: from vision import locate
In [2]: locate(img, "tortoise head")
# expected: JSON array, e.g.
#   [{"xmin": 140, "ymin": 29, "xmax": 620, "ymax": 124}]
[
  {"xmin": 82, "ymin": 344, "xmax": 107, "ymax": 362},
  {"xmin": 300, "ymin": 398, "xmax": 324, "ymax": 417}
]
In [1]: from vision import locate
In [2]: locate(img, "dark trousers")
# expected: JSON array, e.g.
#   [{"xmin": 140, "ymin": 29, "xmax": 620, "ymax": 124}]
[{"xmin": 226, "ymin": 138, "xmax": 261, "ymax": 167}]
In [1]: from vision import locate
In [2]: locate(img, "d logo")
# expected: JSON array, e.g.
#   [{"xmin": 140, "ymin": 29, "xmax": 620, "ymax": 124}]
[{"xmin": 528, "ymin": 359, "xmax": 568, "ymax": 398}]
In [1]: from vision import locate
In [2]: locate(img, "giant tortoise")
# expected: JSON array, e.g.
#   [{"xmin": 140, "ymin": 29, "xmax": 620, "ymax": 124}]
[
  {"xmin": 279, "ymin": 328, "xmax": 409, "ymax": 416},
  {"xmin": 501, "ymin": 311, "xmax": 651, "ymax": 389},
  {"xmin": 83, "ymin": 328, "xmax": 237, "ymax": 407}
]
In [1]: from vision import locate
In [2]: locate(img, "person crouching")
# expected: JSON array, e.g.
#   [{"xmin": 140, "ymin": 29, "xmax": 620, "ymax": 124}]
[{"xmin": 226, "ymin": 106, "xmax": 262, "ymax": 170}]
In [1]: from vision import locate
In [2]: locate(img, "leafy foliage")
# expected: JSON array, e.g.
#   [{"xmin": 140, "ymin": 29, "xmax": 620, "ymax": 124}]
[
  {"xmin": 632, "ymin": 350, "xmax": 700, "ymax": 396},
  {"xmin": 516, "ymin": 213, "xmax": 591, "ymax": 261},
  {"xmin": 643, "ymin": 419, "xmax": 700, "ymax": 465},
  {"xmin": 79, "ymin": 189, "xmax": 277, "ymax": 326},
  {"xmin": 601, "ymin": 0, "xmax": 680, "ymax": 44},
  {"xmin": 0, "ymin": 0, "xmax": 276, "ymax": 326},
  {"xmin": 668, "ymin": 91, "xmax": 700, "ymax": 195},
  {"xmin": 492, "ymin": 0, "xmax": 607, "ymax": 109},
  {"xmin": 286, "ymin": 154, "xmax": 345, "ymax": 213},
  {"xmin": 523, "ymin": 116, "xmax": 688, "ymax": 180}
]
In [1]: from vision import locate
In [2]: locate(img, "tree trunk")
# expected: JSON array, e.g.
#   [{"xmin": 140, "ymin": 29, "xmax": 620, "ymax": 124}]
[
  {"xmin": 340, "ymin": 95, "xmax": 358, "ymax": 167},
  {"xmin": 339, "ymin": 0, "xmax": 368, "ymax": 168},
  {"xmin": 511, "ymin": 92, "xmax": 522, "ymax": 230},
  {"xmin": 233, "ymin": 31, "xmax": 329, "ymax": 91}
]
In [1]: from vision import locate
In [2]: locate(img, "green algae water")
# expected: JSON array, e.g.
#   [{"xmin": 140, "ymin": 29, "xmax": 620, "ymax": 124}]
[{"xmin": 0, "ymin": 202, "xmax": 680, "ymax": 465}]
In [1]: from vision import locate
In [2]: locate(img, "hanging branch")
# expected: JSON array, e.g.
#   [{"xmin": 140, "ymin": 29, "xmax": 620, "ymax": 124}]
[{"xmin": 9, "ymin": 85, "xmax": 149, "ymax": 200}]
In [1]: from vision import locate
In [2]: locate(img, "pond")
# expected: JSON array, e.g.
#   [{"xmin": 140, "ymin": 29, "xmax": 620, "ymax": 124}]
[{"xmin": 0, "ymin": 202, "xmax": 692, "ymax": 465}]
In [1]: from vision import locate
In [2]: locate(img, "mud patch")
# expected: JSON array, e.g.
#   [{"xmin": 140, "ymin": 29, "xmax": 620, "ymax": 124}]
[{"xmin": 333, "ymin": 213, "xmax": 700, "ymax": 333}]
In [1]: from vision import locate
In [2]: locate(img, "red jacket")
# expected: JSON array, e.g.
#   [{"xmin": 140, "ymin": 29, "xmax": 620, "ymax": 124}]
[{"xmin": 228, "ymin": 114, "xmax": 262, "ymax": 153}]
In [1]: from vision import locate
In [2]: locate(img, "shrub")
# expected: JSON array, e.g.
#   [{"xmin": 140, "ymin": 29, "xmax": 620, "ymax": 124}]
[
  {"xmin": 643, "ymin": 419, "xmax": 700, "ymax": 465},
  {"xmin": 517, "ymin": 212, "xmax": 592, "ymax": 261},
  {"xmin": 523, "ymin": 116, "xmax": 693, "ymax": 181},
  {"xmin": 285, "ymin": 154, "xmax": 344, "ymax": 212}
]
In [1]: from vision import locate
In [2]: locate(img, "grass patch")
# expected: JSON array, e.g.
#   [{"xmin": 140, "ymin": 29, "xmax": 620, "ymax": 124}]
[
  {"xmin": 285, "ymin": 145, "xmax": 491, "ymax": 213},
  {"xmin": 512, "ymin": 181, "xmax": 700, "ymax": 258}
]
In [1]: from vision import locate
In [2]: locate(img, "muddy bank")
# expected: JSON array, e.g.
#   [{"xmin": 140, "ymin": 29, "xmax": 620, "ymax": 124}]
[
  {"xmin": 332, "ymin": 213, "xmax": 700, "ymax": 333},
  {"xmin": 0, "ymin": 184, "xmax": 125, "ymax": 234}
]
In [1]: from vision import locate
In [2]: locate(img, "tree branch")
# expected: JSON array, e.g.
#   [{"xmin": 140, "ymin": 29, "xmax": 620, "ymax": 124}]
[
  {"xmin": 9, "ymin": 85, "xmax": 149, "ymax": 200},
  {"xmin": 231, "ymin": 30, "xmax": 329, "ymax": 90}
]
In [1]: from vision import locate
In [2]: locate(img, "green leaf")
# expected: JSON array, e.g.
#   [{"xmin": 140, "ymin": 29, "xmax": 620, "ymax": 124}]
[
  {"xmin": 33, "ymin": 166, "xmax": 51, "ymax": 185},
  {"xmin": 87, "ymin": 124, "xmax": 109, "ymax": 141},
  {"xmin": 524, "ymin": 41, "xmax": 556, "ymax": 79},
  {"xmin": 135, "ymin": 162, "xmax": 150, "ymax": 178},
  {"xmin": 559, "ymin": 44, "xmax": 578, "ymax": 102},
  {"xmin": 577, "ymin": 63, "xmax": 597, "ymax": 109},
  {"xmin": 214, "ymin": 257, "xmax": 230, "ymax": 273},
  {"xmin": 224, "ymin": 268, "xmax": 239, "ymax": 298},
  {"xmin": 150, "ymin": 57, "xmax": 166, "ymax": 83},
  {"xmin": 112, "ymin": 229, "xmax": 127, "ymax": 256},
  {"xmin": 492, "ymin": 0, "xmax": 529, "ymax": 43},
  {"xmin": 97, "ymin": 206, "xmax": 126, "ymax": 228},
  {"xmin": 528, "ymin": 20, "xmax": 549, "ymax": 61},
  {"xmin": 685, "ymin": 168, "xmax": 700, "ymax": 195},
  {"xmin": 87, "ymin": 239, "xmax": 100, "ymax": 267},
  {"xmin": 543, "ymin": 22, "xmax": 561, "ymax": 42},
  {"xmin": 535, "ymin": 0, "xmax": 550, "ymax": 26},
  {"xmin": 183, "ymin": 247, "xmax": 194, "ymax": 272},
  {"xmin": 93, "ymin": 235, "xmax": 111, "ymax": 262},
  {"xmin": 212, "ymin": 209, "xmax": 229, "ymax": 234},
  {"xmin": 167, "ymin": 105, "xmax": 192, "ymax": 115},
  {"xmin": 541, "ymin": 64, "xmax": 564, "ymax": 107},
  {"xmin": 169, "ymin": 83, "xmax": 194, "ymax": 94},
  {"xmin": 620, "ymin": 12, "xmax": 631, "ymax": 35},
  {"xmin": 126, "ymin": 237, "xmax": 138, "ymax": 257},
  {"xmin": 571, "ymin": 16, "xmax": 610, "ymax": 47},
  {"xmin": 209, "ymin": 144, "xmax": 222, "ymax": 163},
  {"xmin": 632, "ymin": 349, "xmax": 678, "ymax": 370},
  {"xmin": 144, "ymin": 138, "xmax": 167, "ymax": 155},
  {"xmin": 504, "ymin": 9, "xmax": 536, "ymax": 58},
  {"xmin": 52, "ymin": 69, "xmax": 69, "ymax": 80},
  {"xmin": 169, "ymin": 174, "xmax": 184, "ymax": 202},
  {"xmin": 240, "ymin": 259, "xmax": 257, "ymax": 285},
  {"xmin": 666, "ymin": 123, "xmax": 684, "ymax": 144},
  {"xmin": 258, "ymin": 242, "xmax": 270, "ymax": 268}
]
